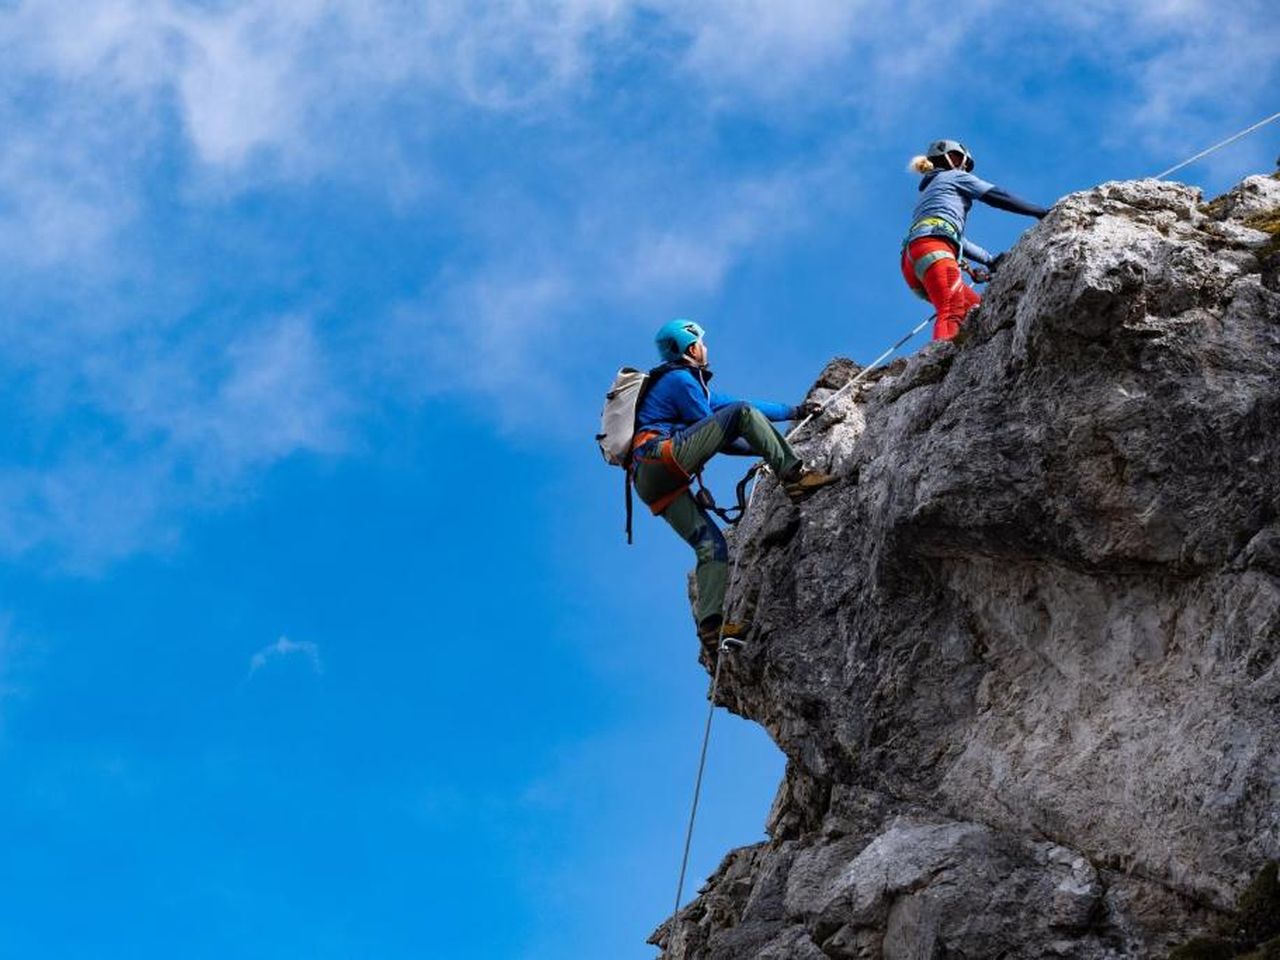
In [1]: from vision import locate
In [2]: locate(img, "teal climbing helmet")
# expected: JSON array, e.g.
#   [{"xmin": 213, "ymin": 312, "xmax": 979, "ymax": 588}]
[
  {"xmin": 655, "ymin": 318, "xmax": 705, "ymax": 362},
  {"xmin": 927, "ymin": 139, "xmax": 975, "ymax": 172}
]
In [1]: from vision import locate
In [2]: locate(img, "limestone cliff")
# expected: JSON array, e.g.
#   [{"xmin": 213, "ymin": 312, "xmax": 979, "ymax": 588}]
[{"xmin": 652, "ymin": 174, "xmax": 1280, "ymax": 959}]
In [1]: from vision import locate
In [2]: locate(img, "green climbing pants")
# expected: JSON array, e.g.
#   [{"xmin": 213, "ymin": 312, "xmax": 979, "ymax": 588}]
[{"xmin": 633, "ymin": 402, "xmax": 802, "ymax": 626}]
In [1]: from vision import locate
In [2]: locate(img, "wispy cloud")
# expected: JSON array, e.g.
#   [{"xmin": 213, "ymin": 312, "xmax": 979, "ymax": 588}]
[
  {"xmin": 248, "ymin": 636, "xmax": 322, "ymax": 677},
  {"xmin": 2, "ymin": 1, "xmax": 632, "ymax": 178},
  {"xmin": 8, "ymin": 1, "xmax": 1269, "ymax": 187},
  {"xmin": 379, "ymin": 157, "xmax": 834, "ymax": 428},
  {"xmin": 1040, "ymin": 0, "xmax": 1280, "ymax": 145},
  {"xmin": 0, "ymin": 1, "xmax": 1276, "ymax": 567},
  {"xmin": 0, "ymin": 313, "xmax": 347, "ymax": 571}
]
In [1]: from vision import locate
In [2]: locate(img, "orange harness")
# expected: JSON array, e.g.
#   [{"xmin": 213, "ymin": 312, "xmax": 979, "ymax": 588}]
[{"xmin": 632, "ymin": 430, "xmax": 692, "ymax": 515}]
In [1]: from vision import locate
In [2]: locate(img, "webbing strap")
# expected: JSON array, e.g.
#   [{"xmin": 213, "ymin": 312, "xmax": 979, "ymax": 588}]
[
  {"xmin": 658, "ymin": 439, "xmax": 691, "ymax": 482},
  {"xmin": 911, "ymin": 248, "xmax": 955, "ymax": 283},
  {"xmin": 632, "ymin": 429, "xmax": 660, "ymax": 454},
  {"xmin": 904, "ymin": 216, "xmax": 961, "ymax": 247},
  {"xmin": 649, "ymin": 481, "xmax": 691, "ymax": 516},
  {"xmin": 914, "ymin": 215, "xmax": 959, "ymax": 235},
  {"xmin": 634, "ymin": 436, "xmax": 694, "ymax": 515}
]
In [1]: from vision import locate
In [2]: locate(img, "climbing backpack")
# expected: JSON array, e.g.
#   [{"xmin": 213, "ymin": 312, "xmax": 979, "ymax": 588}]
[
  {"xmin": 596, "ymin": 367, "xmax": 649, "ymax": 466},
  {"xmin": 596, "ymin": 363, "xmax": 753, "ymax": 543},
  {"xmin": 596, "ymin": 364, "xmax": 678, "ymax": 543}
]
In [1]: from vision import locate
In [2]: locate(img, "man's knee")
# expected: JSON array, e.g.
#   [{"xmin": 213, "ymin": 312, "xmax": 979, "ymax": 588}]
[
  {"xmin": 691, "ymin": 521, "xmax": 729, "ymax": 564},
  {"xmin": 724, "ymin": 400, "xmax": 764, "ymax": 433},
  {"xmin": 715, "ymin": 400, "xmax": 751, "ymax": 427}
]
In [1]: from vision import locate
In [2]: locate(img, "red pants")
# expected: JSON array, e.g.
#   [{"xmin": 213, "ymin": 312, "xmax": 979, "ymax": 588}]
[{"xmin": 901, "ymin": 237, "xmax": 981, "ymax": 341}]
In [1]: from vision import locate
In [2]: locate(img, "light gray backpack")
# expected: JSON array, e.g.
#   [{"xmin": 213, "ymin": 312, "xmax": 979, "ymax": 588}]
[
  {"xmin": 596, "ymin": 367, "xmax": 649, "ymax": 466},
  {"xmin": 596, "ymin": 364, "xmax": 675, "ymax": 541}
]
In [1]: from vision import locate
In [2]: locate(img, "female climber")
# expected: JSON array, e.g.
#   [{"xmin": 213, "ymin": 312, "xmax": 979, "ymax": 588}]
[{"xmin": 902, "ymin": 139, "xmax": 1051, "ymax": 340}]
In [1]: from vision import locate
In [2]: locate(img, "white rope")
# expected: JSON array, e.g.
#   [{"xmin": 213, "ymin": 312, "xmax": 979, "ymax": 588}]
[
  {"xmin": 1152, "ymin": 109, "xmax": 1280, "ymax": 181},
  {"xmin": 666, "ymin": 480, "xmax": 758, "ymax": 950},
  {"xmin": 786, "ymin": 314, "xmax": 934, "ymax": 442},
  {"xmin": 664, "ymin": 311, "xmax": 933, "ymax": 953}
]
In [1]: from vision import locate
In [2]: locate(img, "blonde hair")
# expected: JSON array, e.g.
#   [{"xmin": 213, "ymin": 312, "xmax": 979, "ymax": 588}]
[{"xmin": 908, "ymin": 155, "xmax": 936, "ymax": 174}]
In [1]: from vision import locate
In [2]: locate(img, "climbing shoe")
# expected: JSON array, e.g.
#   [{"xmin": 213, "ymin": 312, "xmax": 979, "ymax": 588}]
[
  {"xmin": 782, "ymin": 467, "xmax": 839, "ymax": 502},
  {"xmin": 697, "ymin": 617, "xmax": 749, "ymax": 650}
]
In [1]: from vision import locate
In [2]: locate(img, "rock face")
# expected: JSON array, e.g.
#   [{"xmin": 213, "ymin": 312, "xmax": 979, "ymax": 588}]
[{"xmin": 651, "ymin": 175, "xmax": 1280, "ymax": 959}]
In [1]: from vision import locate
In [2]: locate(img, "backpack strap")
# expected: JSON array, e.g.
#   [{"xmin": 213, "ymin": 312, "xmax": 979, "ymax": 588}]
[
  {"xmin": 633, "ymin": 436, "xmax": 694, "ymax": 516},
  {"xmin": 622, "ymin": 363, "xmax": 693, "ymax": 540},
  {"xmin": 625, "ymin": 465, "xmax": 635, "ymax": 544},
  {"xmin": 632, "ymin": 362, "xmax": 677, "ymax": 425},
  {"xmin": 656, "ymin": 437, "xmax": 690, "ymax": 482}
]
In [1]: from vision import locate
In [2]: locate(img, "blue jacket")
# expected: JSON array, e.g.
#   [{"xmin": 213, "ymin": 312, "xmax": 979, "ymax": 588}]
[
  {"xmin": 634, "ymin": 363, "xmax": 796, "ymax": 440},
  {"xmin": 907, "ymin": 169, "xmax": 1049, "ymax": 266}
]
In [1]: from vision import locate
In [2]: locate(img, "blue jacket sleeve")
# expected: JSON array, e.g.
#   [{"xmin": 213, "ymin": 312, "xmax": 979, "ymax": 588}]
[
  {"xmin": 961, "ymin": 238, "xmax": 994, "ymax": 266},
  {"xmin": 981, "ymin": 185, "xmax": 1050, "ymax": 219},
  {"xmin": 709, "ymin": 390, "xmax": 797, "ymax": 421}
]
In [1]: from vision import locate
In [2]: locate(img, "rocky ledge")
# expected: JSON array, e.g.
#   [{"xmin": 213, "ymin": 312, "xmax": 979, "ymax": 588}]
[{"xmin": 652, "ymin": 174, "xmax": 1280, "ymax": 959}]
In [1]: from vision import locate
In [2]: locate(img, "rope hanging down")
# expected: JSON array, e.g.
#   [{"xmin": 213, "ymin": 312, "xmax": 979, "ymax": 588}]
[
  {"xmin": 666, "ymin": 558, "xmax": 745, "ymax": 948},
  {"xmin": 666, "ymin": 108, "xmax": 1280, "ymax": 951}
]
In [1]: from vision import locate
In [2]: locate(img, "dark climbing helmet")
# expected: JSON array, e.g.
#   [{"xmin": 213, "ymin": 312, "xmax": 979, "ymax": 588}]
[
  {"xmin": 927, "ymin": 139, "xmax": 975, "ymax": 172},
  {"xmin": 655, "ymin": 318, "xmax": 705, "ymax": 362}
]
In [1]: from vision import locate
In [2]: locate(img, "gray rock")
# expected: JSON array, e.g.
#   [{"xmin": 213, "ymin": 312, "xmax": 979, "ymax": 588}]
[{"xmin": 653, "ymin": 175, "xmax": 1280, "ymax": 958}]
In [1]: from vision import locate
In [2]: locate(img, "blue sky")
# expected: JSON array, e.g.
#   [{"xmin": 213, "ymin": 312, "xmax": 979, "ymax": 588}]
[{"xmin": 1, "ymin": 2, "xmax": 1278, "ymax": 957}]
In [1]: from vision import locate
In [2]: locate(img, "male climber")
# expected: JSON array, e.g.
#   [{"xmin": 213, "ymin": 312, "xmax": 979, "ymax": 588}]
[{"xmin": 631, "ymin": 319, "xmax": 837, "ymax": 656}]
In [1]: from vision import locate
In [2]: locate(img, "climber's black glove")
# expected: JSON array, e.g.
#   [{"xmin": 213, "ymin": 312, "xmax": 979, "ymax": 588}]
[{"xmin": 796, "ymin": 399, "xmax": 824, "ymax": 420}]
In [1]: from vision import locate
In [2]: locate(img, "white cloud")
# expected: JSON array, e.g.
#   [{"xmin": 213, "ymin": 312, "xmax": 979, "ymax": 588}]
[
  {"xmin": 173, "ymin": 8, "xmax": 307, "ymax": 169},
  {"xmin": 2, "ymin": 2, "xmax": 1273, "ymax": 239},
  {"xmin": 1, "ymin": 1, "xmax": 634, "ymax": 174},
  {"xmin": 248, "ymin": 635, "xmax": 322, "ymax": 676},
  {"xmin": 0, "ymin": 456, "xmax": 181, "ymax": 567},
  {"xmin": 4, "ymin": 0, "xmax": 1276, "ymax": 181},
  {"xmin": 379, "ymin": 157, "xmax": 833, "ymax": 429},
  {"xmin": 662, "ymin": 0, "xmax": 863, "ymax": 95},
  {"xmin": 1025, "ymin": 0, "xmax": 1280, "ymax": 145},
  {"xmin": 122, "ymin": 314, "xmax": 349, "ymax": 477},
  {"xmin": 0, "ymin": 0, "xmax": 1277, "ymax": 568},
  {"xmin": 0, "ymin": 95, "xmax": 140, "ymax": 270},
  {"xmin": 0, "ymin": 313, "xmax": 347, "ymax": 571}
]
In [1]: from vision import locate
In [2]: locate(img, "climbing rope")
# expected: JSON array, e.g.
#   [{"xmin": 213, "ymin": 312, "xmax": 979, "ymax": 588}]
[
  {"xmin": 1152, "ymin": 109, "xmax": 1280, "ymax": 181},
  {"xmin": 785, "ymin": 315, "xmax": 934, "ymax": 442},
  {"xmin": 665, "ymin": 311, "xmax": 934, "ymax": 949},
  {"xmin": 666, "ymin": 556, "xmax": 747, "ymax": 951}
]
